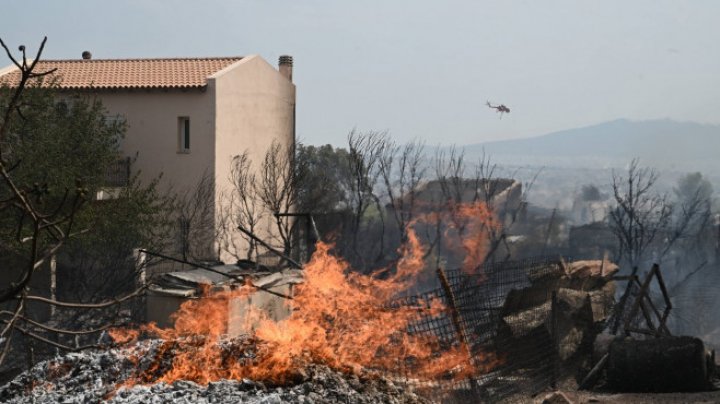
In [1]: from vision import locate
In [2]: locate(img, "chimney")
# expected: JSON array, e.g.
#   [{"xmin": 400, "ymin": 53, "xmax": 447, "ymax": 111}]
[
  {"xmin": 278, "ymin": 55, "xmax": 293, "ymax": 82},
  {"xmin": 82, "ymin": 51, "xmax": 92, "ymax": 60}
]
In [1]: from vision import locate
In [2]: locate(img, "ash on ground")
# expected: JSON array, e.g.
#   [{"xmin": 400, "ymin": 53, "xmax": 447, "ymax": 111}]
[{"xmin": 0, "ymin": 339, "xmax": 431, "ymax": 404}]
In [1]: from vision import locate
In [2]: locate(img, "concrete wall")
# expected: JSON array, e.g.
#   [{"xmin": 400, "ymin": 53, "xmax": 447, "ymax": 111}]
[
  {"xmin": 227, "ymin": 284, "xmax": 294, "ymax": 336},
  {"xmin": 147, "ymin": 284, "xmax": 293, "ymax": 332},
  {"xmin": 145, "ymin": 292, "xmax": 189, "ymax": 328},
  {"xmin": 211, "ymin": 56, "xmax": 296, "ymax": 262}
]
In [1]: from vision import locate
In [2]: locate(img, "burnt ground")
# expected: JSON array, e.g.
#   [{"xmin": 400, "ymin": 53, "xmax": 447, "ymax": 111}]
[
  {"xmin": 0, "ymin": 339, "xmax": 431, "ymax": 404},
  {"xmin": 532, "ymin": 390, "xmax": 720, "ymax": 404},
  {"xmin": 516, "ymin": 372, "xmax": 720, "ymax": 404},
  {"xmin": 1, "ymin": 335, "xmax": 718, "ymax": 403}
]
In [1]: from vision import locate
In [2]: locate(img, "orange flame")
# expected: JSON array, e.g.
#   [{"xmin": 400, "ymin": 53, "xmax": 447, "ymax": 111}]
[
  {"xmin": 452, "ymin": 201, "xmax": 500, "ymax": 274},
  {"xmin": 413, "ymin": 199, "xmax": 500, "ymax": 276},
  {"xmin": 112, "ymin": 201, "xmax": 500, "ymax": 387}
]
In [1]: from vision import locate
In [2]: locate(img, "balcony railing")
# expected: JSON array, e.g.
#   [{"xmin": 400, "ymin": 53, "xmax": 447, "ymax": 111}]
[{"xmin": 104, "ymin": 157, "xmax": 131, "ymax": 187}]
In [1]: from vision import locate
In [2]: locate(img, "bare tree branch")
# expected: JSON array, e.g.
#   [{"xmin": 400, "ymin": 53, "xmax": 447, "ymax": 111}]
[
  {"xmin": 608, "ymin": 158, "xmax": 673, "ymax": 267},
  {"xmin": 21, "ymin": 286, "xmax": 146, "ymax": 309}
]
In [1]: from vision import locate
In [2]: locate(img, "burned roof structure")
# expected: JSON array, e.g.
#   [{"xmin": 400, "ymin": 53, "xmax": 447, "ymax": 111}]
[{"xmin": 142, "ymin": 251, "xmax": 302, "ymax": 329}]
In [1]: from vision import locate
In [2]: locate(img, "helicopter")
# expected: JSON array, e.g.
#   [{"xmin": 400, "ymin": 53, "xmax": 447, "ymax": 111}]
[{"xmin": 487, "ymin": 101, "xmax": 510, "ymax": 118}]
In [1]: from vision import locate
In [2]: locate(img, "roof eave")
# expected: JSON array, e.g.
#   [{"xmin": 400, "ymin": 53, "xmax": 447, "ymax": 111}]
[
  {"xmin": 29, "ymin": 84, "xmax": 209, "ymax": 92},
  {"xmin": 208, "ymin": 55, "xmax": 256, "ymax": 79}
]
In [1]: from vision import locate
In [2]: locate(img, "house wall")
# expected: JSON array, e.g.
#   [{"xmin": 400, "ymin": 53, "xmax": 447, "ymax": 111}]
[
  {"xmin": 97, "ymin": 89, "xmax": 216, "ymax": 194},
  {"xmin": 211, "ymin": 55, "xmax": 296, "ymax": 262},
  {"xmin": 96, "ymin": 89, "xmax": 217, "ymax": 257}
]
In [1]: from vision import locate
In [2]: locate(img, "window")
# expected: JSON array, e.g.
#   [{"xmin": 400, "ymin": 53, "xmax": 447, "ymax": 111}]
[{"xmin": 178, "ymin": 117, "xmax": 190, "ymax": 153}]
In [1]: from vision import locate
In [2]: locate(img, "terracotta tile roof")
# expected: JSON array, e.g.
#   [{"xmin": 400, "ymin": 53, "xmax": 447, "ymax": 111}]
[{"xmin": 0, "ymin": 57, "xmax": 243, "ymax": 90}]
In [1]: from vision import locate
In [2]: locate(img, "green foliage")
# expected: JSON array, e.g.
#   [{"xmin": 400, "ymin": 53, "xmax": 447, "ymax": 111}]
[
  {"xmin": 1, "ymin": 84, "xmax": 124, "ymax": 194},
  {"xmin": 0, "ymin": 82, "xmax": 173, "ymax": 298},
  {"xmin": 60, "ymin": 174, "xmax": 174, "ymax": 300},
  {"xmin": 295, "ymin": 143, "xmax": 351, "ymax": 213}
]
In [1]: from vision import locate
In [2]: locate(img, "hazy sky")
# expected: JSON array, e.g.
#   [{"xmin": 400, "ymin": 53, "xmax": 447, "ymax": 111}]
[{"xmin": 1, "ymin": 1, "xmax": 718, "ymax": 146}]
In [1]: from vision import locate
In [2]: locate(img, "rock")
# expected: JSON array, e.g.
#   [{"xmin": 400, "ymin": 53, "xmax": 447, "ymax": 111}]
[
  {"xmin": 173, "ymin": 380, "xmax": 200, "ymax": 391},
  {"xmin": 306, "ymin": 391, "xmax": 323, "ymax": 401},
  {"xmin": 539, "ymin": 391, "xmax": 575, "ymax": 404}
]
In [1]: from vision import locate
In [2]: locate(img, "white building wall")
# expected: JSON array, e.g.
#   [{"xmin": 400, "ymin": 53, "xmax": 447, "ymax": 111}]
[{"xmin": 211, "ymin": 56, "xmax": 296, "ymax": 262}]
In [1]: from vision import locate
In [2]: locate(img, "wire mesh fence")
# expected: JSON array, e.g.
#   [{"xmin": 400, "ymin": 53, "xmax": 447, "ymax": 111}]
[{"xmin": 395, "ymin": 257, "xmax": 570, "ymax": 403}]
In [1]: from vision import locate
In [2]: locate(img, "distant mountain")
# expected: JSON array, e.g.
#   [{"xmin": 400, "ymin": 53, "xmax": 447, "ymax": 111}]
[{"xmin": 462, "ymin": 119, "xmax": 720, "ymax": 171}]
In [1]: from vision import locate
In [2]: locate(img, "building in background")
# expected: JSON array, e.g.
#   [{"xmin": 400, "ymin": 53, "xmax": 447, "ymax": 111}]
[{"xmin": 1, "ymin": 53, "xmax": 296, "ymax": 261}]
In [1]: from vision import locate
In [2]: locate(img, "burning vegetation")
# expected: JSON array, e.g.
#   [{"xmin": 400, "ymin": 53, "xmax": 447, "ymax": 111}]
[
  {"xmin": 0, "ymin": 200, "xmax": 511, "ymax": 403},
  {"xmin": 109, "ymin": 202, "xmax": 500, "ymax": 389}
]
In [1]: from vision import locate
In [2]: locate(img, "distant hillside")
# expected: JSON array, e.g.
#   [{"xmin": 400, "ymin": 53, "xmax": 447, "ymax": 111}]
[{"xmin": 462, "ymin": 119, "xmax": 720, "ymax": 171}]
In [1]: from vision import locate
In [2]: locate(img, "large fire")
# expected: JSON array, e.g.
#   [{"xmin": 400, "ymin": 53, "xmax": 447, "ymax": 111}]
[{"xmin": 111, "ymin": 200, "xmax": 500, "ymax": 387}]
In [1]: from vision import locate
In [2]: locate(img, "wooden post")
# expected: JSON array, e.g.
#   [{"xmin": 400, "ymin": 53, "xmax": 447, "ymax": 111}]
[
  {"xmin": 436, "ymin": 267, "xmax": 479, "ymax": 395},
  {"xmin": 579, "ymin": 353, "xmax": 609, "ymax": 390},
  {"xmin": 623, "ymin": 264, "xmax": 673, "ymax": 337},
  {"xmin": 623, "ymin": 264, "xmax": 663, "ymax": 336},
  {"xmin": 550, "ymin": 291, "xmax": 559, "ymax": 388},
  {"xmin": 437, "ymin": 267, "xmax": 469, "ymax": 348},
  {"xmin": 49, "ymin": 254, "xmax": 57, "ymax": 318},
  {"xmin": 237, "ymin": 224, "xmax": 302, "ymax": 269},
  {"xmin": 49, "ymin": 254, "xmax": 59, "ymax": 357},
  {"xmin": 134, "ymin": 248, "xmax": 147, "ymax": 287},
  {"xmin": 611, "ymin": 266, "xmax": 639, "ymax": 335}
]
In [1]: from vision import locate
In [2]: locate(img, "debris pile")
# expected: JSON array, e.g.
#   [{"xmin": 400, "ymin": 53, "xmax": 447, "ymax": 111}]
[
  {"xmin": 497, "ymin": 259, "xmax": 618, "ymax": 368},
  {"xmin": 0, "ymin": 338, "xmax": 431, "ymax": 403}
]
